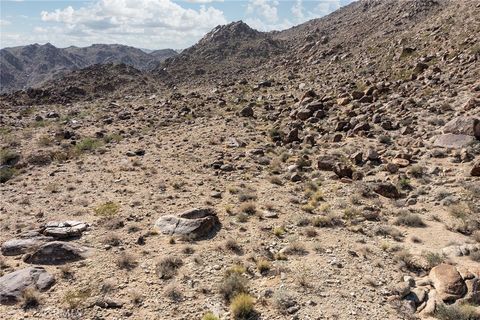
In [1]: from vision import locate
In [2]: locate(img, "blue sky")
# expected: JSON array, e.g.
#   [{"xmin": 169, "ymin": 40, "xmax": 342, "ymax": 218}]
[{"xmin": 0, "ymin": 0, "xmax": 354, "ymax": 49}]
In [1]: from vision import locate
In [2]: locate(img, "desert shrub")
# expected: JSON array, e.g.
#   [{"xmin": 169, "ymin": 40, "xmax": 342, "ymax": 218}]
[
  {"xmin": 0, "ymin": 167, "xmax": 15, "ymax": 183},
  {"xmin": 435, "ymin": 303, "xmax": 479, "ymax": 320},
  {"xmin": 202, "ymin": 312, "xmax": 219, "ymax": 320},
  {"xmin": 394, "ymin": 212, "xmax": 426, "ymax": 227},
  {"xmin": 273, "ymin": 290, "xmax": 296, "ymax": 313},
  {"xmin": 21, "ymin": 288, "xmax": 41, "ymax": 310},
  {"xmin": 75, "ymin": 138, "xmax": 103, "ymax": 152},
  {"xmin": 282, "ymin": 242, "xmax": 307, "ymax": 255},
  {"xmin": 219, "ymin": 273, "xmax": 248, "ymax": 301},
  {"xmin": 225, "ymin": 238, "xmax": 242, "ymax": 254},
  {"xmin": 470, "ymin": 251, "xmax": 480, "ymax": 262},
  {"xmin": 116, "ymin": 252, "xmax": 137, "ymax": 270},
  {"xmin": 230, "ymin": 293, "xmax": 255, "ymax": 320},
  {"xmin": 63, "ymin": 288, "xmax": 92, "ymax": 309},
  {"xmin": 423, "ymin": 251, "xmax": 445, "ymax": 269},
  {"xmin": 94, "ymin": 201, "xmax": 120, "ymax": 217},
  {"xmin": 312, "ymin": 213, "xmax": 343, "ymax": 228},
  {"xmin": 375, "ymin": 225, "xmax": 403, "ymax": 241},
  {"xmin": 256, "ymin": 259, "xmax": 271, "ymax": 274},
  {"xmin": 165, "ymin": 283, "xmax": 182, "ymax": 301},
  {"xmin": 239, "ymin": 202, "xmax": 256, "ymax": 215},
  {"xmin": 0, "ymin": 148, "xmax": 20, "ymax": 165},
  {"xmin": 273, "ymin": 226, "xmax": 286, "ymax": 237},
  {"xmin": 156, "ymin": 256, "xmax": 183, "ymax": 279}
]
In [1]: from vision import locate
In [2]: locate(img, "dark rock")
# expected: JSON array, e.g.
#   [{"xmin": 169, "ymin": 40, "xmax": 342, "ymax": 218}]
[
  {"xmin": 240, "ymin": 106, "xmax": 254, "ymax": 117},
  {"xmin": 1, "ymin": 234, "xmax": 53, "ymax": 256},
  {"xmin": 471, "ymin": 160, "xmax": 480, "ymax": 176},
  {"xmin": 24, "ymin": 241, "xmax": 90, "ymax": 265},
  {"xmin": 372, "ymin": 182, "xmax": 401, "ymax": 199}
]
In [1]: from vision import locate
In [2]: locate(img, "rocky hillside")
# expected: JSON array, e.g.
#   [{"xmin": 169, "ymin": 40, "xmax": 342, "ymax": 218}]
[
  {"xmin": 0, "ymin": 1, "xmax": 479, "ymax": 320},
  {"xmin": 0, "ymin": 43, "xmax": 177, "ymax": 93},
  {"xmin": 156, "ymin": 21, "xmax": 286, "ymax": 84}
]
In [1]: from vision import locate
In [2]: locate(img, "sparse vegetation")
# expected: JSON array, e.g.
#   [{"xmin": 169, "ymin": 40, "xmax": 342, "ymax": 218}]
[
  {"xmin": 230, "ymin": 293, "xmax": 255, "ymax": 319},
  {"xmin": 116, "ymin": 252, "xmax": 137, "ymax": 270},
  {"xmin": 394, "ymin": 212, "xmax": 426, "ymax": 227},
  {"xmin": 94, "ymin": 201, "xmax": 120, "ymax": 217},
  {"xmin": 156, "ymin": 256, "xmax": 183, "ymax": 279},
  {"xmin": 219, "ymin": 272, "xmax": 248, "ymax": 301}
]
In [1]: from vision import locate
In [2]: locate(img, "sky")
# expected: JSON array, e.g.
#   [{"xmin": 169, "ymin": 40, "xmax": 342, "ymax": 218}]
[{"xmin": 0, "ymin": 0, "xmax": 355, "ymax": 50}]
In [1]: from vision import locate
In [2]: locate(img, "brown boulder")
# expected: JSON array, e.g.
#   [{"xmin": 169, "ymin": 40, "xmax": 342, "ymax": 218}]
[{"xmin": 429, "ymin": 264, "xmax": 467, "ymax": 302}]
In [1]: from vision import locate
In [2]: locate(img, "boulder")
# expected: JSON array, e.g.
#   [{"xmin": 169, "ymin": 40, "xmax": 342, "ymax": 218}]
[
  {"xmin": 373, "ymin": 182, "xmax": 401, "ymax": 199},
  {"xmin": 429, "ymin": 264, "xmax": 467, "ymax": 302},
  {"xmin": 443, "ymin": 117, "xmax": 480, "ymax": 140},
  {"xmin": 24, "ymin": 241, "xmax": 90, "ymax": 265},
  {"xmin": 41, "ymin": 220, "xmax": 88, "ymax": 239},
  {"xmin": 1, "ymin": 234, "xmax": 53, "ymax": 256},
  {"xmin": 154, "ymin": 208, "xmax": 220, "ymax": 240},
  {"xmin": 0, "ymin": 267, "xmax": 55, "ymax": 305},
  {"xmin": 433, "ymin": 134, "xmax": 475, "ymax": 148}
]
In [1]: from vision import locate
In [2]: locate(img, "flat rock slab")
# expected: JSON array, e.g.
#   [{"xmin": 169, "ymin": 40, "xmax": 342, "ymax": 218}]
[
  {"xmin": 433, "ymin": 134, "xmax": 475, "ymax": 148},
  {"xmin": 24, "ymin": 241, "xmax": 91, "ymax": 265},
  {"xmin": 0, "ymin": 267, "xmax": 55, "ymax": 305},
  {"xmin": 443, "ymin": 117, "xmax": 480, "ymax": 139},
  {"xmin": 154, "ymin": 208, "xmax": 220, "ymax": 240},
  {"xmin": 41, "ymin": 221, "xmax": 88, "ymax": 239},
  {"xmin": 1, "ymin": 234, "xmax": 53, "ymax": 256},
  {"xmin": 429, "ymin": 264, "xmax": 466, "ymax": 302}
]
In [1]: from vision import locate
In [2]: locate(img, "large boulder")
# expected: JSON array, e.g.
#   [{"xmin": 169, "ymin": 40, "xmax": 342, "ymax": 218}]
[
  {"xmin": 429, "ymin": 264, "xmax": 467, "ymax": 302},
  {"xmin": 0, "ymin": 267, "xmax": 55, "ymax": 305},
  {"xmin": 24, "ymin": 241, "xmax": 90, "ymax": 265},
  {"xmin": 154, "ymin": 208, "xmax": 220, "ymax": 240},
  {"xmin": 443, "ymin": 117, "xmax": 480, "ymax": 140}
]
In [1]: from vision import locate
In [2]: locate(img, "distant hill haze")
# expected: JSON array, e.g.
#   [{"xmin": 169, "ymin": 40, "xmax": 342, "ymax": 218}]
[{"xmin": 0, "ymin": 43, "xmax": 177, "ymax": 93}]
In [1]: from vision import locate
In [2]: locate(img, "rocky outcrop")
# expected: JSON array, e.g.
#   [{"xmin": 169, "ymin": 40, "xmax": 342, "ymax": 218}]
[
  {"xmin": 0, "ymin": 267, "xmax": 55, "ymax": 305},
  {"xmin": 154, "ymin": 208, "xmax": 220, "ymax": 240}
]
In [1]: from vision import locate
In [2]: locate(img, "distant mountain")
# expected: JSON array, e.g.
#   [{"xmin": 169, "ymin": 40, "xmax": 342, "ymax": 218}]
[{"xmin": 0, "ymin": 43, "xmax": 177, "ymax": 93}]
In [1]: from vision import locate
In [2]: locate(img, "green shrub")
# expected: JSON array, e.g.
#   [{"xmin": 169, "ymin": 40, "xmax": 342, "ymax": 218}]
[
  {"xmin": 94, "ymin": 201, "xmax": 120, "ymax": 217},
  {"xmin": 0, "ymin": 149, "xmax": 20, "ymax": 166},
  {"xmin": 219, "ymin": 273, "xmax": 248, "ymax": 301},
  {"xmin": 202, "ymin": 312, "xmax": 219, "ymax": 320},
  {"xmin": 0, "ymin": 167, "xmax": 15, "ymax": 183},
  {"xmin": 230, "ymin": 293, "xmax": 255, "ymax": 319},
  {"xmin": 75, "ymin": 138, "xmax": 103, "ymax": 152}
]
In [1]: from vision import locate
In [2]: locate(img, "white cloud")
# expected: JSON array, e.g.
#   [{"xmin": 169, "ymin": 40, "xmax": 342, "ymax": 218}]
[
  {"xmin": 36, "ymin": 0, "xmax": 227, "ymax": 49},
  {"xmin": 291, "ymin": 0, "xmax": 304, "ymax": 20},
  {"xmin": 0, "ymin": 19, "xmax": 11, "ymax": 26},
  {"xmin": 185, "ymin": 0, "xmax": 223, "ymax": 3},
  {"xmin": 247, "ymin": 0, "xmax": 279, "ymax": 23}
]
